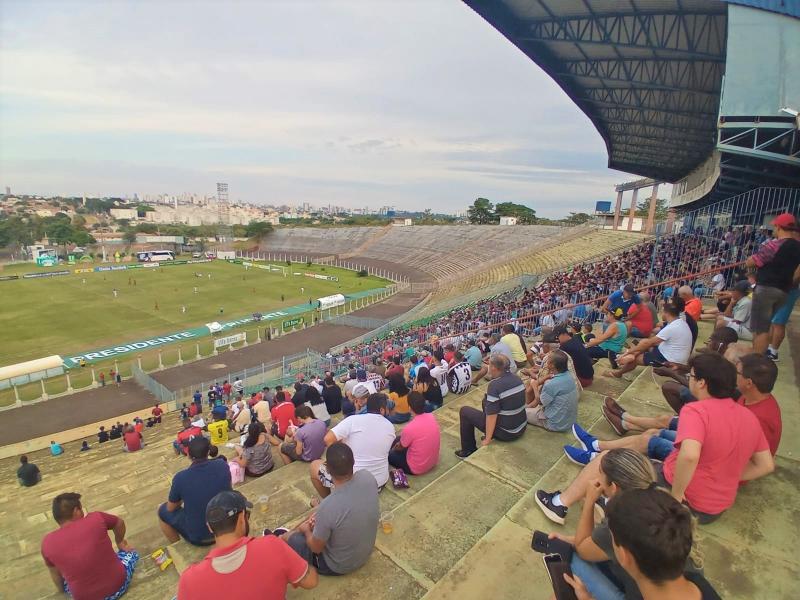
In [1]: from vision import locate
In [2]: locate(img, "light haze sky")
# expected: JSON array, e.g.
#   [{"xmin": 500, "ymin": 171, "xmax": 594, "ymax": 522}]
[{"xmin": 0, "ymin": 0, "xmax": 644, "ymax": 217}]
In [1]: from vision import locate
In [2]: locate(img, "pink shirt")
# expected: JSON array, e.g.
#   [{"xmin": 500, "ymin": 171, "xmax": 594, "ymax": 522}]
[
  {"xmin": 400, "ymin": 413, "xmax": 440, "ymax": 475},
  {"xmin": 663, "ymin": 398, "xmax": 768, "ymax": 515}
]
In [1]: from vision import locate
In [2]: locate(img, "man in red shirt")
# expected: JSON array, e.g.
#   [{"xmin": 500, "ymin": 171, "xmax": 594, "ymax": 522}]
[
  {"xmin": 151, "ymin": 404, "xmax": 163, "ymax": 424},
  {"xmin": 173, "ymin": 418, "xmax": 203, "ymax": 456},
  {"xmin": 678, "ymin": 286, "xmax": 703, "ymax": 323},
  {"xmin": 270, "ymin": 392, "xmax": 296, "ymax": 439},
  {"xmin": 222, "ymin": 380, "xmax": 232, "ymax": 401},
  {"xmin": 736, "ymin": 353, "xmax": 782, "ymax": 455},
  {"xmin": 177, "ymin": 491, "xmax": 317, "ymax": 599},
  {"xmin": 122, "ymin": 426, "xmax": 143, "ymax": 452},
  {"xmin": 41, "ymin": 492, "xmax": 138, "ymax": 600}
]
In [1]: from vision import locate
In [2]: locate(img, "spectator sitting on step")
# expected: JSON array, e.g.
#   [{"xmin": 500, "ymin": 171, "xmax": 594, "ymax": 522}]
[
  {"xmin": 678, "ymin": 285, "xmax": 703, "ymax": 323},
  {"xmin": 98, "ymin": 426, "xmax": 110, "ymax": 444},
  {"xmin": 17, "ymin": 455, "xmax": 41, "ymax": 487},
  {"xmin": 151, "ymin": 404, "xmax": 163, "ymax": 424},
  {"xmin": 231, "ymin": 400, "xmax": 252, "ymax": 434},
  {"xmin": 206, "ymin": 413, "xmax": 230, "ymax": 447},
  {"xmin": 605, "ymin": 301, "xmax": 693, "ymax": 379},
  {"xmin": 524, "ymin": 350, "xmax": 578, "ymax": 432},
  {"xmin": 177, "ymin": 490, "xmax": 318, "ymax": 598},
  {"xmin": 413, "ymin": 365, "xmax": 444, "ymax": 411},
  {"xmin": 158, "ymin": 436, "xmax": 232, "ymax": 546},
  {"xmin": 584, "ymin": 309, "xmax": 627, "ymax": 370},
  {"xmin": 122, "ymin": 425, "xmax": 143, "ymax": 452},
  {"xmin": 280, "ymin": 405, "xmax": 327, "ymax": 465},
  {"xmin": 311, "ymin": 393, "xmax": 395, "ymax": 499},
  {"xmin": 564, "ymin": 487, "xmax": 721, "ymax": 600},
  {"xmin": 174, "ymin": 418, "xmax": 204, "ymax": 456},
  {"xmin": 388, "ymin": 392, "xmax": 440, "ymax": 476},
  {"xmin": 385, "ymin": 372, "xmax": 412, "ymax": 424},
  {"xmin": 546, "ymin": 324, "xmax": 594, "ymax": 388},
  {"xmin": 455, "ymin": 353, "xmax": 526, "ymax": 459},
  {"xmin": 537, "ymin": 354, "xmax": 774, "ymax": 526},
  {"xmin": 287, "ymin": 442, "xmax": 379, "ymax": 576},
  {"xmin": 270, "ymin": 391, "xmax": 297, "ymax": 439},
  {"xmin": 42, "ymin": 492, "xmax": 139, "ymax": 600},
  {"xmin": 304, "ymin": 385, "xmax": 331, "ymax": 426},
  {"xmin": 447, "ymin": 352, "xmax": 473, "ymax": 395},
  {"xmin": 232, "ymin": 422, "xmax": 274, "ymax": 478},
  {"xmin": 322, "ymin": 376, "xmax": 343, "ymax": 415},
  {"xmin": 500, "ymin": 323, "xmax": 529, "ymax": 370},
  {"xmin": 252, "ymin": 393, "xmax": 271, "ymax": 426},
  {"xmin": 80, "ymin": 441, "xmax": 90, "ymax": 452},
  {"xmin": 715, "ymin": 280, "xmax": 753, "ymax": 342},
  {"xmin": 342, "ymin": 382, "xmax": 372, "ymax": 418}
]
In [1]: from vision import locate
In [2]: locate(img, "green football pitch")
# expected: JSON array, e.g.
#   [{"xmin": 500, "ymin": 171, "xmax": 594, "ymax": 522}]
[{"xmin": 0, "ymin": 260, "xmax": 389, "ymax": 367}]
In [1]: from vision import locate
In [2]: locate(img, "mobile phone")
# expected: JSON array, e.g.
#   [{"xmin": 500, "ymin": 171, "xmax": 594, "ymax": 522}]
[
  {"xmin": 543, "ymin": 554, "xmax": 579, "ymax": 600},
  {"xmin": 531, "ymin": 530, "xmax": 573, "ymax": 561}
]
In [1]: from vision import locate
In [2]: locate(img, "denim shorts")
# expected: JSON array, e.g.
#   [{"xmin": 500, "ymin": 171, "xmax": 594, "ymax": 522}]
[
  {"xmin": 641, "ymin": 346, "xmax": 666, "ymax": 366},
  {"xmin": 647, "ymin": 429, "xmax": 677, "ymax": 461}
]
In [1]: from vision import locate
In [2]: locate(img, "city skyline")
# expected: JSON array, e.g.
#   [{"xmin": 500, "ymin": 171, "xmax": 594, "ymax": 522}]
[{"xmin": 0, "ymin": 1, "xmax": 662, "ymax": 218}]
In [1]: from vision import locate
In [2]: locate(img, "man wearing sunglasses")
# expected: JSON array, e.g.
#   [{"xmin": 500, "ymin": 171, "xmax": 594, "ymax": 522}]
[{"xmin": 177, "ymin": 490, "xmax": 318, "ymax": 598}]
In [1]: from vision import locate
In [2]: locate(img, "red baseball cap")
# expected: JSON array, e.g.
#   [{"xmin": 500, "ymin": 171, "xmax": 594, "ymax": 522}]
[{"xmin": 772, "ymin": 213, "xmax": 798, "ymax": 230}]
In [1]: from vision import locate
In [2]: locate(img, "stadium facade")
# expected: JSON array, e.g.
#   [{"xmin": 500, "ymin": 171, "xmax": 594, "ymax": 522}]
[{"xmin": 465, "ymin": 0, "xmax": 800, "ymax": 229}]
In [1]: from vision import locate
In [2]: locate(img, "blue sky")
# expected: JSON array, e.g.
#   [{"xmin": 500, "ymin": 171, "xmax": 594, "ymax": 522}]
[{"xmin": 0, "ymin": 0, "xmax": 642, "ymax": 217}]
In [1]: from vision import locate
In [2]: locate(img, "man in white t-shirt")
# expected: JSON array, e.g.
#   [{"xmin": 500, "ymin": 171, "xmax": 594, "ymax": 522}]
[
  {"xmin": 310, "ymin": 394, "xmax": 394, "ymax": 498},
  {"xmin": 429, "ymin": 356, "xmax": 449, "ymax": 398},
  {"xmin": 605, "ymin": 302, "xmax": 693, "ymax": 378}
]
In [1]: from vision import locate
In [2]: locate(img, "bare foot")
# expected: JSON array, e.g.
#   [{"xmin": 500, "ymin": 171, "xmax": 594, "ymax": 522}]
[{"xmin": 603, "ymin": 370, "xmax": 622, "ymax": 379}]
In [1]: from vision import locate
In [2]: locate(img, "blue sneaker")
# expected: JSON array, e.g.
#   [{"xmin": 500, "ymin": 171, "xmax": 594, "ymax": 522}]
[
  {"xmin": 563, "ymin": 445, "xmax": 596, "ymax": 466},
  {"xmin": 571, "ymin": 423, "xmax": 597, "ymax": 452}
]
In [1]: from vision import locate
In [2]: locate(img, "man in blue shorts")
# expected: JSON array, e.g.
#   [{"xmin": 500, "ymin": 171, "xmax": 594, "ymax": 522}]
[{"xmin": 767, "ymin": 284, "xmax": 799, "ymax": 362}]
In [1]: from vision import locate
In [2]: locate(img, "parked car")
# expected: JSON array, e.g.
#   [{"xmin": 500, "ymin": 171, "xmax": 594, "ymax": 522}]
[{"xmin": 192, "ymin": 252, "xmax": 202, "ymax": 258}]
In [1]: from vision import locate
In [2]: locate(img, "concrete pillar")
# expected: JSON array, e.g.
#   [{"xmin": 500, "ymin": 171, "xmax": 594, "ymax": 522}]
[
  {"xmin": 91, "ymin": 368, "xmax": 97, "ymax": 387},
  {"xmin": 195, "ymin": 343, "xmax": 201, "ymax": 360},
  {"xmin": 665, "ymin": 209, "xmax": 677, "ymax": 234},
  {"xmin": 14, "ymin": 385, "xmax": 21, "ymax": 407},
  {"xmin": 158, "ymin": 351, "xmax": 164, "ymax": 370},
  {"xmin": 137, "ymin": 355, "xmax": 143, "ymax": 369},
  {"xmin": 613, "ymin": 190, "xmax": 623, "ymax": 230},
  {"xmin": 627, "ymin": 188, "xmax": 639, "ymax": 231},
  {"xmin": 66, "ymin": 373, "xmax": 73, "ymax": 392},
  {"xmin": 645, "ymin": 183, "xmax": 660, "ymax": 234},
  {"xmin": 40, "ymin": 379, "xmax": 48, "ymax": 400},
  {"xmin": 177, "ymin": 347, "xmax": 184, "ymax": 365}
]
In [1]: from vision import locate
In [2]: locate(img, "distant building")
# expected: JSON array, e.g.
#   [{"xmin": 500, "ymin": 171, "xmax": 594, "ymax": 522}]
[
  {"xmin": 4, "ymin": 186, "xmax": 10, "ymax": 196},
  {"xmin": 499, "ymin": 216, "xmax": 518, "ymax": 226},
  {"xmin": 110, "ymin": 208, "xmax": 138, "ymax": 220},
  {"xmin": 392, "ymin": 218, "xmax": 413, "ymax": 227}
]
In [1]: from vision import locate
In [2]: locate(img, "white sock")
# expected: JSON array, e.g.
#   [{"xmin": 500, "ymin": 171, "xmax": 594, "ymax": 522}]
[
  {"xmin": 620, "ymin": 414, "xmax": 630, "ymax": 430},
  {"xmin": 768, "ymin": 345, "xmax": 776, "ymax": 353},
  {"xmin": 552, "ymin": 494, "xmax": 563, "ymax": 507},
  {"xmin": 591, "ymin": 440, "xmax": 600, "ymax": 452}
]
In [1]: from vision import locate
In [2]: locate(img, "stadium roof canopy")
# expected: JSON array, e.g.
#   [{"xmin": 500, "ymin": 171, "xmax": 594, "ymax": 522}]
[{"xmin": 464, "ymin": 0, "xmax": 731, "ymax": 183}]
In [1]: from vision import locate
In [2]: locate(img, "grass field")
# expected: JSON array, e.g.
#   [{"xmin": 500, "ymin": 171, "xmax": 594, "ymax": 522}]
[{"xmin": 0, "ymin": 260, "xmax": 388, "ymax": 367}]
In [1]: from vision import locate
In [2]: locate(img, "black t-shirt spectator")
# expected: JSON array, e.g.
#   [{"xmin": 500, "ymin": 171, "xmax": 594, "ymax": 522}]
[
  {"xmin": 560, "ymin": 336, "xmax": 594, "ymax": 380},
  {"xmin": 291, "ymin": 384, "xmax": 308, "ymax": 407},
  {"xmin": 17, "ymin": 463, "xmax": 40, "ymax": 487},
  {"xmin": 109, "ymin": 427, "xmax": 121, "ymax": 440},
  {"xmin": 322, "ymin": 385, "xmax": 342, "ymax": 414},
  {"xmin": 98, "ymin": 430, "xmax": 109, "ymax": 443},
  {"xmin": 753, "ymin": 238, "xmax": 800, "ymax": 291}
]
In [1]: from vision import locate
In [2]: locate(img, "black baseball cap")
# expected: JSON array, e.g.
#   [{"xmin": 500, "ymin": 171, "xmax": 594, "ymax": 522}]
[{"xmin": 206, "ymin": 490, "xmax": 253, "ymax": 525}]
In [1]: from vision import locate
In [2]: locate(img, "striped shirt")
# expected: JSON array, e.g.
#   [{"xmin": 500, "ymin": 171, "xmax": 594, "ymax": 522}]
[{"xmin": 484, "ymin": 373, "xmax": 527, "ymax": 437}]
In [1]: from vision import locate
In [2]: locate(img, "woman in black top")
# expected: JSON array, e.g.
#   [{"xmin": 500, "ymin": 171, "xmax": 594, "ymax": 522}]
[
  {"xmin": 322, "ymin": 376, "xmax": 343, "ymax": 415},
  {"xmin": 413, "ymin": 366, "xmax": 443, "ymax": 412}
]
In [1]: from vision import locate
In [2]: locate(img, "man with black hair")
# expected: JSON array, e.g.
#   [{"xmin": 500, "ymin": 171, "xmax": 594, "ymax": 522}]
[
  {"xmin": 17, "ymin": 455, "xmax": 41, "ymax": 487},
  {"xmin": 500, "ymin": 323, "xmax": 528, "ymax": 369},
  {"xmin": 565, "ymin": 487, "xmax": 720, "ymax": 599},
  {"xmin": 550, "ymin": 323, "xmax": 594, "ymax": 387},
  {"xmin": 736, "ymin": 353, "xmax": 782, "ymax": 455},
  {"xmin": 287, "ymin": 442, "xmax": 379, "ymax": 575},
  {"xmin": 42, "ymin": 492, "xmax": 139, "ymax": 599},
  {"xmin": 158, "ymin": 436, "xmax": 232, "ymax": 546},
  {"xmin": 177, "ymin": 491, "xmax": 317, "ymax": 598},
  {"xmin": 311, "ymin": 393, "xmax": 394, "ymax": 496}
]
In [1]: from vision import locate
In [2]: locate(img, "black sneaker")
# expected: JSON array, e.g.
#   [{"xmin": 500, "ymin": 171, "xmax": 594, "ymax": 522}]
[
  {"xmin": 263, "ymin": 527, "xmax": 289, "ymax": 537},
  {"xmin": 454, "ymin": 449, "xmax": 475, "ymax": 459},
  {"xmin": 535, "ymin": 490, "xmax": 568, "ymax": 525},
  {"xmin": 765, "ymin": 349, "xmax": 779, "ymax": 362}
]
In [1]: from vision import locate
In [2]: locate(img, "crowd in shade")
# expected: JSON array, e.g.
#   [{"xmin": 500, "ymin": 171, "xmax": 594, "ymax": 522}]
[{"xmin": 329, "ymin": 229, "xmax": 764, "ymax": 369}]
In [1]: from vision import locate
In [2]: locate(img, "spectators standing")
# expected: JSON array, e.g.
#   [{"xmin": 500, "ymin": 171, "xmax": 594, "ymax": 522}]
[
  {"xmin": 288, "ymin": 443, "xmax": 379, "ymax": 576},
  {"xmin": 17, "ymin": 455, "xmax": 41, "ymax": 487},
  {"xmin": 745, "ymin": 213, "xmax": 800, "ymax": 356},
  {"xmin": 158, "ymin": 437, "xmax": 232, "ymax": 546},
  {"xmin": 280, "ymin": 405, "xmax": 327, "ymax": 465},
  {"xmin": 524, "ymin": 350, "xmax": 578, "ymax": 432},
  {"xmin": 192, "ymin": 390, "xmax": 203, "ymax": 414},
  {"xmin": 177, "ymin": 491, "xmax": 317, "ymax": 598},
  {"xmin": 42, "ymin": 493, "xmax": 138, "ymax": 600},
  {"xmin": 388, "ymin": 392, "xmax": 440, "ymax": 476},
  {"xmin": 99, "ymin": 371, "xmax": 106, "ymax": 387},
  {"xmin": 455, "ymin": 354, "xmax": 526, "ymax": 458},
  {"xmin": 222, "ymin": 380, "xmax": 232, "ymax": 401},
  {"xmin": 232, "ymin": 377, "xmax": 244, "ymax": 397},
  {"xmin": 311, "ymin": 394, "xmax": 395, "ymax": 497}
]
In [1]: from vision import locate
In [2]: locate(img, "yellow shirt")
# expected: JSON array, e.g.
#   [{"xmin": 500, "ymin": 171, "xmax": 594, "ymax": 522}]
[
  {"xmin": 207, "ymin": 420, "xmax": 229, "ymax": 446},
  {"xmin": 388, "ymin": 391, "xmax": 410, "ymax": 414},
  {"xmin": 501, "ymin": 333, "xmax": 526, "ymax": 362}
]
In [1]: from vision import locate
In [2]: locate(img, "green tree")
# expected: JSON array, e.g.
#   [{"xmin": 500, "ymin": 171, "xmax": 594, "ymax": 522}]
[
  {"xmin": 245, "ymin": 220, "xmax": 273, "ymax": 239},
  {"xmin": 495, "ymin": 202, "xmax": 537, "ymax": 224},
  {"xmin": 563, "ymin": 212, "xmax": 592, "ymax": 225},
  {"xmin": 123, "ymin": 230, "xmax": 137, "ymax": 244},
  {"xmin": 467, "ymin": 198, "xmax": 497, "ymax": 224},
  {"xmin": 635, "ymin": 197, "xmax": 669, "ymax": 220}
]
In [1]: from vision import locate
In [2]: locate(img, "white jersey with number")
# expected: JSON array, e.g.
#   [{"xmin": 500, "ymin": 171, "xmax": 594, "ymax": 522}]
[{"xmin": 447, "ymin": 362, "xmax": 472, "ymax": 395}]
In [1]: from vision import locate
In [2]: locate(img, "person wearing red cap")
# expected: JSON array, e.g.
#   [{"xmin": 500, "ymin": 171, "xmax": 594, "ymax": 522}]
[{"xmin": 745, "ymin": 213, "xmax": 800, "ymax": 355}]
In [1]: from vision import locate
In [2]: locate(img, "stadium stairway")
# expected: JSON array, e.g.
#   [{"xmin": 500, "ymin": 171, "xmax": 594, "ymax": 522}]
[{"xmin": 2, "ymin": 318, "xmax": 797, "ymax": 599}]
